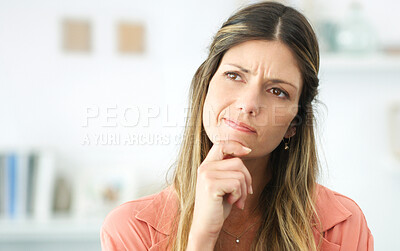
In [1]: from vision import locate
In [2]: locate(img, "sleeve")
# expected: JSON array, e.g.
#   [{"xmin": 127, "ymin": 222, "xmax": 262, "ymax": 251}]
[
  {"xmin": 100, "ymin": 225, "xmax": 119, "ymax": 251},
  {"xmin": 348, "ymin": 200, "xmax": 374, "ymax": 251},
  {"xmin": 100, "ymin": 203, "xmax": 151, "ymax": 251},
  {"xmin": 367, "ymin": 227, "xmax": 374, "ymax": 251}
]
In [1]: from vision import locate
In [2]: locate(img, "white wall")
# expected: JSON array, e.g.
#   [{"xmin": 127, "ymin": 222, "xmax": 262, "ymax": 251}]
[
  {"xmin": 318, "ymin": 60, "xmax": 400, "ymax": 250},
  {"xmin": 0, "ymin": 0, "xmax": 241, "ymax": 194}
]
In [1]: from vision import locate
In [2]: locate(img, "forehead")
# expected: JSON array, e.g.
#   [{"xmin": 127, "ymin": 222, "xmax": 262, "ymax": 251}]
[{"xmin": 220, "ymin": 40, "xmax": 302, "ymax": 86}]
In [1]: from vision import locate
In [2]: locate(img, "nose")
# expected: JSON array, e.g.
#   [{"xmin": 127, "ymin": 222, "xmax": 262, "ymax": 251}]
[{"xmin": 235, "ymin": 85, "xmax": 261, "ymax": 116}]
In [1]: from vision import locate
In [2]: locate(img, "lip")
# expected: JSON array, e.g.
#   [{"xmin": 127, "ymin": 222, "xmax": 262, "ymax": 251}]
[{"xmin": 223, "ymin": 118, "xmax": 257, "ymax": 134}]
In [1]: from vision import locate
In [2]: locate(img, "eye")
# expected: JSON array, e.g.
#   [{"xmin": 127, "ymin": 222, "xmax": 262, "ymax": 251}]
[
  {"xmin": 269, "ymin": 88, "xmax": 289, "ymax": 98},
  {"xmin": 224, "ymin": 71, "xmax": 243, "ymax": 81}
]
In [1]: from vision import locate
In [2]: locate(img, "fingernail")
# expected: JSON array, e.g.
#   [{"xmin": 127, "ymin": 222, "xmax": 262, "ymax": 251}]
[
  {"xmin": 249, "ymin": 185, "xmax": 253, "ymax": 194},
  {"xmin": 242, "ymin": 146, "xmax": 252, "ymax": 153},
  {"xmin": 241, "ymin": 205, "xmax": 245, "ymax": 210}
]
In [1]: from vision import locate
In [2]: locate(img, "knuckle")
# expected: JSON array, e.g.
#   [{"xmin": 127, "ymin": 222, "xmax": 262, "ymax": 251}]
[
  {"xmin": 235, "ymin": 188, "xmax": 242, "ymax": 198},
  {"xmin": 233, "ymin": 179, "xmax": 241, "ymax": 190},
  {"xmin": 238, "ymin": 172, "xmax": 245, "ymax": 182},
  {"xmin": 198, "ymin": 171, "xmax": 211, "ymax": 182},
  {"xmin": 204, "ymin": 182, "xmax": 214, "ymax": 193},
  {"xmin": 203, "ymin": 171, "xmax": 213, "ymax": 180}
]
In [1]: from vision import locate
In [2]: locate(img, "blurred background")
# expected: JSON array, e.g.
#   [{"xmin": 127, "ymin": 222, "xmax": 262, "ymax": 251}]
[{"xmin": 0, "ymin": 0, "xmax": 399, "ymax": 250}]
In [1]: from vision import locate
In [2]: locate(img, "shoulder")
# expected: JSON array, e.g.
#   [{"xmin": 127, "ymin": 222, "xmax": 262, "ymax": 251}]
[
  {"xmin": 103, "ymin": 191, "xmax": 159, "ymax": 225},
  {"xmin": 330, "ymin": 188, "xmax": 367, "ymax": 221},
  {"xmin": 100, "ymin": 185, "xmax": 178, "ymax": 250},
  {"xmin": 316, "ymin": 184, "xmax": 366, "ymax": 221},
  {"xmin": 315, "ymin": 184, "xmax": 374, "ymax": 250}
]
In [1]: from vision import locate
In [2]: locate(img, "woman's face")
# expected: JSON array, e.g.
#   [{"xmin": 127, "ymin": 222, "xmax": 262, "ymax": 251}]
[{"xmin": 202, "ymin": 40, "xmax": 302, "ymax": 158}]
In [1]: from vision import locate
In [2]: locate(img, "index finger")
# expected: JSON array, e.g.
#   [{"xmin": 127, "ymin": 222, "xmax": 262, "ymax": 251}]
[{"xmin": 203, "ymin": 140, "xmax": 252, "ymax": 163}]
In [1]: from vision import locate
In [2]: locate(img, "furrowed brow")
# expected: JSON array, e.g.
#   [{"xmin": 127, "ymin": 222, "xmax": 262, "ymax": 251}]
[{"xmin": 226, "ymin": 63, "xmax": 297, "ymax": 90}]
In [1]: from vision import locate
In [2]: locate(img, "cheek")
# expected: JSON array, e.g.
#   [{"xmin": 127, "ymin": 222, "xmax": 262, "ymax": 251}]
[
  {"xmin": 202, "ymin": 83, "xmax": 227, "ymax": 127},
  {"xmin": 270, "ymin": 104, "xmax": 298, "ymax": 127},
  {"xmin": 202, "ymin": 97, "xmax": 212, "ymax": 129},
  {"xmin": 253, "ymin": 106, "xmax": 297, "ymax": 151},
  {"xmin": 253, "ymin": 121, "xmax": 289, "ymax": 155},
  {"xmin": 202, "ymin": 96, "xmax": 222, "ymax": 144},
  {"xmin": 202, "ymin": 93, "xmax": 221, "ymax": 132}
]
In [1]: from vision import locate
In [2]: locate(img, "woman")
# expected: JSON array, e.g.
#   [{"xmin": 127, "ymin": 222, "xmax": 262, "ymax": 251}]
[{"xmin": 101, "ymin": 2, "xmax": 373, "ymax": 250}]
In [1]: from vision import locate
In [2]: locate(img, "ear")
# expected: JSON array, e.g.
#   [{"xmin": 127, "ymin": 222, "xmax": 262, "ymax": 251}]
[{"xmin": 284, "ymin": 125, "xmax": 296, "ymax": 138}]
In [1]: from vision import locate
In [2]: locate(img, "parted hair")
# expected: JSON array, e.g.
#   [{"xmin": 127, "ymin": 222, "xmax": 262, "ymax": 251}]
[{"xmin": 165, "ymin": 1, "xmax": 323, "ymax": 250}]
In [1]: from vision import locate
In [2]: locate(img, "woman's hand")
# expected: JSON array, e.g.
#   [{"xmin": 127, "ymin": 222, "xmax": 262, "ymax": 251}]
[{"xmin": 187, "ymin": 140, "xmax": 253, "ymax": 249}]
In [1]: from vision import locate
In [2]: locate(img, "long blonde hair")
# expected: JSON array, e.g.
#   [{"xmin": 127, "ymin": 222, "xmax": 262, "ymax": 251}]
[{"xmin": 165, "ymin": 1, "xmax": 323, "ymax": 250}]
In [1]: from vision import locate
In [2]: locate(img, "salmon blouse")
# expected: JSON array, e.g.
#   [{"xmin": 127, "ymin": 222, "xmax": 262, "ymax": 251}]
[{"xmin": 101, "ymin": 183, "xmax": 374, "ymax": 250}]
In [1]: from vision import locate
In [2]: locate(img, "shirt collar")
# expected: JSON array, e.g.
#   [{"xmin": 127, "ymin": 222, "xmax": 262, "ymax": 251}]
[
  {"xmin": 135, "ymin": 185, "xmax": 178, "ymax": 235},
  {"xmin": 135, "ymin": 183, "xmax": 352, "ymax": 235},
  {"xmin": 314, "ymin": 183, "xmax": 352, "ymax": 231}
]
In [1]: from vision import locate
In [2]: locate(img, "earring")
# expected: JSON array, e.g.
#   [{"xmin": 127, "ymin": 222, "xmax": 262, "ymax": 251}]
[{"xmin": 283, "ymin": 137, "xmax": 291, "ymax": 150}]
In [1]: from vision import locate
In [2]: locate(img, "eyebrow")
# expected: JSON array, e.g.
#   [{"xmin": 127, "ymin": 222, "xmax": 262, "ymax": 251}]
[{"xmin": 225, "ymin": 63, "xmax": 298, "ymax": 90}]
